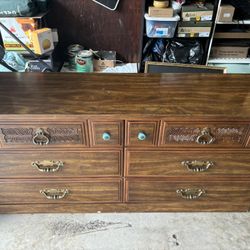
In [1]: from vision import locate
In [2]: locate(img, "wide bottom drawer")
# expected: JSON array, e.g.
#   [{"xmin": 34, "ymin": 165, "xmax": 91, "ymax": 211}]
[
  {"xmin": 126, "ymin": 180, "xmax": 250, "ymax": 204},
  {"xmin": 0, "ymin": 179, "xmax": 122, "ymax": 204}
]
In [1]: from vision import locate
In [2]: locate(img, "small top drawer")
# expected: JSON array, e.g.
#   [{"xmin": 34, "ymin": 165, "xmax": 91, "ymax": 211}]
[
  {"xmin": 161, "ymin": 122, "xmax": 249, "ymax": 148},
  {"xmin": 90, "ymin": 121, "xmax": 123, "ymax": 147},
  {"xmin": 0, "ymin": 123, "xmax": 87, "ymax": 148},
  {"xmin": 126, "ymin": 121, "xmax": 159, "ymax": 147}
]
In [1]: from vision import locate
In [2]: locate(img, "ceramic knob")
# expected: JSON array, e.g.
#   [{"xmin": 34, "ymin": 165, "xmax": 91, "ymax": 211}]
[
  {"xmin": 138, "ymin": 132, "xmax": 147, "ymax": 141},
  {"xmin": 102, "ymin": 132, "xmax": 111, "ymax": 141}
]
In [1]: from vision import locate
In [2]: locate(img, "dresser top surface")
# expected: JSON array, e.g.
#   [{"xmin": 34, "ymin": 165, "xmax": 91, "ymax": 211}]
[{"xmin": 0, "ymin": 73, "xmax": 249, "ymax": 117}]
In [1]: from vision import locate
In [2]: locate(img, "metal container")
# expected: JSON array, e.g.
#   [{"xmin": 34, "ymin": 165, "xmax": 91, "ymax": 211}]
[
  {"xmin": 75, "ymin": 50, "xmax": 93, "ymax": 73},
  {"xmin": 67, "ymin": 44, "xmax": 84, "ymax": 69}
]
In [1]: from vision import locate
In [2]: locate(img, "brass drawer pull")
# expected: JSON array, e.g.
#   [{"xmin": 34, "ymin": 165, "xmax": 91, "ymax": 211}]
[
  {"xmin": 40, "ymin": 188, "xmax": 69, "ymax": 200},
  {"xmin": 176, "ymin": 188, "xmax": 206, "ymax": 200},
  {"xmin": 196, "ymin": 128, "xmax": 215, "ymax": 145},
  {"xmin": 32, "ymin": 128, "xmax": 50, "ymax": 145},
  {"xmin": 181, "ymin": 160, "xmax": 214, "ymax": 172},
  {"xmin": 32, "ymin": 160, "xmax": 63, "ymax": 172}
]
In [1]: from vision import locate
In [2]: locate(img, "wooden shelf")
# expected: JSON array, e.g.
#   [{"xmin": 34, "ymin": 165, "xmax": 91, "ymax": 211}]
[
  {"xmin": 216, "ymin": 20, "xmax": 250, "ymax": 25},
  {"xmin": 208, "ymin": 58, "xmax": 250, "ymax": 64}
]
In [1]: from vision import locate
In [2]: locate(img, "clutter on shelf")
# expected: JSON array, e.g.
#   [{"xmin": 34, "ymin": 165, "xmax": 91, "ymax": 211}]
[
  {"xmin": 63, "ymin": 45, "xmax": 136, "ymax": 73},
  {"xmin": 0, "ymin": 10, "xmax": 60, "ymax": 72}
]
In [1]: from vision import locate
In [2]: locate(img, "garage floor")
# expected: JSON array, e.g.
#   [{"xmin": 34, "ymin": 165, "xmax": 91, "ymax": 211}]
[{"xmin": 0, "ymin": 213, "xmax": 250, "ymax": 250}]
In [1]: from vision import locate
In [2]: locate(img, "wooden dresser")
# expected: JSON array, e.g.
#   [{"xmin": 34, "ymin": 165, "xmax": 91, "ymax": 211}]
[{"xmin": 0, "ymin": 73, "xmax": 250, "ymax": 213}]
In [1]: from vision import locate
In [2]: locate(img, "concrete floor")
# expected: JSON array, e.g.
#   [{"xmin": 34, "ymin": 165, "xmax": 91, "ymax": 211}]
[{"xmin": 0, "ymin": 213, "xmax": 250, "ymax": 250}]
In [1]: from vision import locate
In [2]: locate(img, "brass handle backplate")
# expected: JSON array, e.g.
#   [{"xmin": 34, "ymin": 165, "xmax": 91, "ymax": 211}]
[
  {"xmin": 32, "ymin": 128, "xmax": 50, "ymax": 146},
  {"xmin": 40, "ymin": 188, "xmax": 69, "ymax": 200},
  {"xmin": 176, "ymin": 188, "xmax": 206, "ymax": 200},
  {"xmin": 181, "ymin": 160, "xmax": 214, "ymax": 172},
  {"xmin": 196, "ymin": 128, "xmax": 215, "ymax": 145},
  {"xmin": 32, "ymin": 160, "xmax": 63, "ymax": 172}
]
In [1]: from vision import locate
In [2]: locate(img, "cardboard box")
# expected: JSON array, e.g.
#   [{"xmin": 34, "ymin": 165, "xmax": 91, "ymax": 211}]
[
  {"xmin": 0, "ymin": 17, "xmax": 37, "ymax": 51},
  {"xmin": 31, "ymin": 28, "xmax": 54, "ymax": 55},
  {"xmin": 93, "ymin": 50, "xmax": 116, "ymax": 72},
  {"xmin": 217, "ymin": 5, "xmax": 235, "ymax": 22},
  {"xmin": 178, "ymin": 21, "xmax": 212, "ymax": 37},
  {"xmin": 0, "ymin": 13, "xmax": 46, "ymax": 52},
  {"xmin": 211, "ymin": 46, "xmax": 249, "ymax": 58},
  {"xmin": 148, "ymin": 7, "xmax": 173, "ymax": 17},
  {"xmin": 182, "ymin": 3, "xmax": 214, "ymax": 21},
  {"xmin": 94, "ymin": 59, "xmax": 115, "ymax": 72}
]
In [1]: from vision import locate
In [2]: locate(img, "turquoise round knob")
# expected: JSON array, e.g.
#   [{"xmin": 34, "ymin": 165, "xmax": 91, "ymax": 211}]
[
  {"xmin": 138, "ymin": 132, "xmax": 147, "ymax": 141},
  {"xmin": 102, "ymin": 132, "xmax": 111, "ymax": 141}
]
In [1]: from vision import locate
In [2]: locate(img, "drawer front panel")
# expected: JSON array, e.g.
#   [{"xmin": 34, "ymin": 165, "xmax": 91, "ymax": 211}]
[
  {"xmin": 126, "ymin": 180, "xmax": 250, "ymax": 203},
  {"xmin": 0, "ymin": 124, "xmax": 87, "ymax": 148},
  {"xmin": 126, "ymin": 150, "xmax": 250, "ymax": 177},
  {"xmin": 90, "ymin": 121, "xmax": 123, "ymax": 147},
  {"xmin": 161, "ymin": 123, "xmax": 249, "ymax": 147},
  {"xmin": 0, "ymin": 151, "xmax": 122, "ymax": 178},
  {"xmin": 127, "ymin": 121, "xmax": 159, "ymax": 147},
  {"xmin": 0, "ymin": 180, "xmax": 122, "ymax": 204}
]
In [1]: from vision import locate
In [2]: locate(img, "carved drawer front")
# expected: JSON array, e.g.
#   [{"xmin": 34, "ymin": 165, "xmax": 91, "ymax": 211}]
[
  {"xmin": 0, "ymin": 150, "xmax": 122, "ymax": 178},
  {"xmin": 126, "ymin": 180, "xmax": 250, "ymax": 204},
  {"xmin": 246, "ymin": 135, "xmax": 250, "ymax": 148},
  {"xmin": 126, "ymin": 150, "xmax": 250, "ymax": 177},
  {"xmin": 0, "ymin": 124, "xmax": 87, "ymax": 148},
  {"xmin": 126, "ymin": 121, "xmax": 159, "ymax": 147},
  {"xmin": 161, "ymin": 123, "xmax": 249, "ymax": 147},
  {"xmin": 0, "ymin": 179, "xmax": 122, "ymax": 204},
  {"xmin": 90, "ymin": 121, "xmax": 123, "ymax": 147}
]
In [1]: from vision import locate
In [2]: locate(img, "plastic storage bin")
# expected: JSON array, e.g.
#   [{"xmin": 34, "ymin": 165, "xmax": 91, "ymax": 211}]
[{"xmin": 145, "ymin": 14, "xmax": 180, "ymax": 38}]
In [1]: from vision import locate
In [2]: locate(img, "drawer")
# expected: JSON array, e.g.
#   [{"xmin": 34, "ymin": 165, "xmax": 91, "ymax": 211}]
[
  {"xmin": 126, "ymin": 180, "xmax": 250, "ymax": 203},
  {"xmin": 126, "ymin": 121, "xmax": 159, "ymax": 147},
  {"xmin": 0, "ymin": 123, "xmax": 87, "ymax": 148},
  {"xmin": 0, "ymin": 179, "xmax": 122, "ymax": 204},
  {"xmin": 126, "ymin": 150, "xmax": 250, "ymax": 177},
  {"xmin": 90, "ymin": 121, "xmax": 123, "ymax": 147},
  {"xmin": 161, "ymin": 122, "xmax": 249, "ymax": 147},
  {"xmin": 0, "ymin": 150, "xmax": 122, "ymax": 178}
]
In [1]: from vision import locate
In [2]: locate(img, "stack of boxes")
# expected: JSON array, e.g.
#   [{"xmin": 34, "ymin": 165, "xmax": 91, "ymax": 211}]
[
  {"xmin": 144, "ymin": 0, "xmax": 180, "ymax": 38},
  {"xmin": 211, "ymin": 4, "xmax": 249, "ymax": 59},
  {"xmin": 178, "ymin": 2, "xmax": 214, "ymax": 37}
]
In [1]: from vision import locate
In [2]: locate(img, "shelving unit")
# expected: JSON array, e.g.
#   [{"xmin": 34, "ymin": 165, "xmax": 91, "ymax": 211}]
[
  {"xmin": 141, "ymin": 0, "xmax": 250, "ymax": 73},
  {"xmin": 142, "ymin": 0, "xmax": 221, "ymax": 69},
  {"xmin": 206, "ymin": 0, "xmax": 250, "ymax": 72}
]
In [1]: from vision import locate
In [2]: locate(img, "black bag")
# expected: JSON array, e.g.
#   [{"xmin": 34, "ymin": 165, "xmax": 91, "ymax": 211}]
[{"xmin": 143, "ymin": 38, "xmax": 204, "ymax": 65}]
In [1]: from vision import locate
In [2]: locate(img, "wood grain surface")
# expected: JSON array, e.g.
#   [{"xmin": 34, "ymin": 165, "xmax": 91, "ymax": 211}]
[
  {"xmin": 0, "ymin": 73, "xmax": 250, "ymax": 213},
  {"xmin": 125, "ymin": 180, "xmax": 250, "ymax": 203},
  {"xmin": 0, "ymin": 73, "xmax": 249, "ymax": 117},
  {"xmin": 0, "ymin": 179, "xmax": 122, "ymax": 204},
  {"xmin": 125, "ymin": 150, "xmax": 250, "ymax": 177},
  {"xmin": 0, "ymin": 150, "xmax": 122, "ymax": 178}
]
